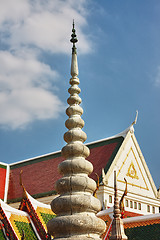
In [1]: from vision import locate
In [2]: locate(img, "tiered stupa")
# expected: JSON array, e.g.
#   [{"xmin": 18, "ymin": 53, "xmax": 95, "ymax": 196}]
[{"xmin": 47, "ymin": 23, "xmax": 106, "ymax": 239}]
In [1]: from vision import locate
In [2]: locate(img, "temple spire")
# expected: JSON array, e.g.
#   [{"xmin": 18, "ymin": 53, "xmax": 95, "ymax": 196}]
[
  {"xmin": 110, "ymin": 171, "xmax": 128, "ymax": 240},
  {"xmin": 47, "ymin": 23, "xmax": 106, "ymax": 240}
]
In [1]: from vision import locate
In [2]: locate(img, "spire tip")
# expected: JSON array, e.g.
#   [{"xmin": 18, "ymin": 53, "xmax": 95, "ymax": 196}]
[{"xmin": 70, "ymin": 21, "xmax": 78, "ymax": 54}]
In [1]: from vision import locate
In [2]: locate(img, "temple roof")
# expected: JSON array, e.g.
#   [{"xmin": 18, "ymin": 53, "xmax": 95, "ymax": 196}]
[
  {"xmin": 7, "ymin": 127, "xmax": 127, "ymax": 203},
  {"xmin": 0, "ymin": 124, "xmax": 158, "ymax": 204}
]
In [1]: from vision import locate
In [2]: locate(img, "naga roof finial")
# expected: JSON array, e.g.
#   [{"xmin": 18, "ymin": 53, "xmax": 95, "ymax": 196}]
[
  {"xmin": 132, "ymin": 110, "xmax": 138, "ymax": 126},
  {"xmin": 70, "ymin": 20, "xmax": 78, "ymax": 54},
  {"xmin": 19, "ymin": 170, "xmax": 27, "ymax": 199},
  {"xmin": 119, "ymin": 178, "xmax": 127, "ymax": 218}
]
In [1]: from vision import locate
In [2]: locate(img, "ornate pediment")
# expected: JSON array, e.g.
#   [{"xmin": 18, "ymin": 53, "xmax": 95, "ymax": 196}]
[
  {"xmin": 100, "ymin": 128, "xmax": 158, "ymax": 199},
  {"xmin": 117, "ymin": 147, "xmax": 149, "ymax": 191}
]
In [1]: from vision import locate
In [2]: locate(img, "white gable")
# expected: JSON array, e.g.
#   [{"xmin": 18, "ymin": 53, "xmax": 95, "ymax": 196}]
[{"xmin": 105, "ymin": 127, "xmax": 158, "ymax": 199}]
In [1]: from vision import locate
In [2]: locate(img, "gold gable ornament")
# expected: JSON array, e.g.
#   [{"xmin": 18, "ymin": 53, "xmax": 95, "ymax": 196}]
[{"xmin": 126, "ymin": 162, "xmax": 139, "ymax": 180}]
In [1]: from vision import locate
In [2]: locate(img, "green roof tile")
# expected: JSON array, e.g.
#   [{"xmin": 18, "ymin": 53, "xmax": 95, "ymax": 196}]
[
  {"xmin": 125, "ymin": 223, "xmax": 160, "ymax": 240},
  {"xmin": 0, "ymin": 229, "xmax": 6, "ymax": 240},
  {"xmin": 40, "ymin": 212, "xmax": 56, "ymax": 226},
  {"xmin": 14, "ymin": 220, "xmax": 38, "ymax": 239}
]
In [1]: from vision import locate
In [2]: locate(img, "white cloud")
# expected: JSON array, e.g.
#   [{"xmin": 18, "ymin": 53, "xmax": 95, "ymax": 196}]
[
  {"xmin": 0, "ymin": 88, "xmax": 63, "ymax": 129},
  {"xmin": 0, "ymin": 51, "xmax": 64, "ymax": 129},
  {"xmin": 0, "ymin": 0, "xmax": 91, "ymax": 129},
  {"xmin": 1, "ymin": 0, "xmax": 91, "ymax": 54},
  {"xmin": 0, "ymin": 0, "xmax": 30, "ymax": 24}
]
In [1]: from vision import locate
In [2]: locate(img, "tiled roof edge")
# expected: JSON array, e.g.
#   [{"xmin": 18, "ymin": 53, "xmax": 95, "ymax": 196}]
[
  {"xmin": 96, "ymin": 207, "xmax": 113, "ymax": 217},
  {"xmin": 0, "ymin": 162, "xmax": 9, "ymax": 169},
  {"xmin": 9, "ymin": 150, "xmax": 62, "ymax": 168},
  {"xmin": 123, "ymin": 213, "xmax": 160, "ymax": 224}
]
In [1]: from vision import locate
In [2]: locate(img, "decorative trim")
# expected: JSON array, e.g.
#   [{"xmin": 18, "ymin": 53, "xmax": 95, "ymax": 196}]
[
  {"xmin": 36, "ymin": 206, "xmax": 56, "ymax": 232},
  {"xmin": 0, "ymin": 164, "xmax": 7, "ymax": 169},
  {"xmin": 9, "ymin": 213, "xmax": 30, "ymax": 239},
  {"xmin": 20, "ymin": 198, "xmax": 47, "ymax": 239},
  {"xmin": 118, "ymin": 179, "xmax": 147, "ymax": 190},
  {"xmin": 126, "ymin": 162, "xmax": 139, "ymax": 179},
  {"xmin": 0, "ymin": 206, "xmax": 17, "ymax": 239},
  {"xmin": 131, "ymin": 135, "xmax": 157, "ymax": 197},
  {"xmin": 117, "ymin": 147, "xmax": 149, "ymax": 190},
  {"xmin": 104, "ymin": 130, "xmax": 131, "ymax": 183},
  {"xmin": 99, "ymin": 137, "xmax": 124, "ymax": 183},
  {"xmin": 4, "ymin": 164, "xmax": 10, "ymax": 203}
]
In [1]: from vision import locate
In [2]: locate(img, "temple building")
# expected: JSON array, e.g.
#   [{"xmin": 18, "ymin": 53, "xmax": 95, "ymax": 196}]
[
  {"xmin": 0, "ymin": 24, "xmax": 160, "ymax": 239},
  {"xmin": 0, "ymin": 123, "xmax": 159, "ymax": 216}
]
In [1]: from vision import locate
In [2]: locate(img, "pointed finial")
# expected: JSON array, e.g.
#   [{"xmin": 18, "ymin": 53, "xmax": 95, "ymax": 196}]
[
  {"xmin": 70, "ymin": 20, "xmax": 78, "ymax": 54},
  {"xmin": 102, "ymin": 168, "xmax": 107, "ymax": 186},
  {"xmin": 19, "ymin": 170, "xmax": 27, "ymax": 198},
  {"xmin": 132, "ymin": 110, "xmax": 138, "ymax": 126}
]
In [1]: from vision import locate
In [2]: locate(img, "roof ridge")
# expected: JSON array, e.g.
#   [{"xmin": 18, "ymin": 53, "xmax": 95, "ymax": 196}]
[
  {"xmin": 86, "ymin": 125, "xmax": 132, "ymax": 146},
  {"xmin": 123, "ymin": 213, "xmax": 160, "ymax": 223},
  {"xmin": 9, "ymin": 125, "xmax": 132, "ymax": 167}
]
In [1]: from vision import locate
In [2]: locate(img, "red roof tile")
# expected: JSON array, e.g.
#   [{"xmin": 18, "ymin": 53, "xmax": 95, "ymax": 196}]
[
  {"xmin": 8, "ymin": 155, "xmax": 64, "ymax": 201},
  {"xmin": 124, "ymin": 211, "xmax": 143, "ymax": 218},
  {"xmin": 88, "ymin": 142, "xmax": 118, "ymax": 181}
]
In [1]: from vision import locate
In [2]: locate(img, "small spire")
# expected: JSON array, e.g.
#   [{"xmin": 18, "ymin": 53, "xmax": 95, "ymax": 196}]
[
  {"xmin": 70, "ymin": 20, "xmax": 78, "ymax": 54},
  {"xmin": 110, "ymin": 171, "xmax": 128, "ymax": 240}
]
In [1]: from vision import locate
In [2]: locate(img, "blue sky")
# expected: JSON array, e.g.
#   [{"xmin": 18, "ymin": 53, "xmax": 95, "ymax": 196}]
[{"xmin": 0, "ymin": 0, "xmax": 159, "ymax": 188}]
